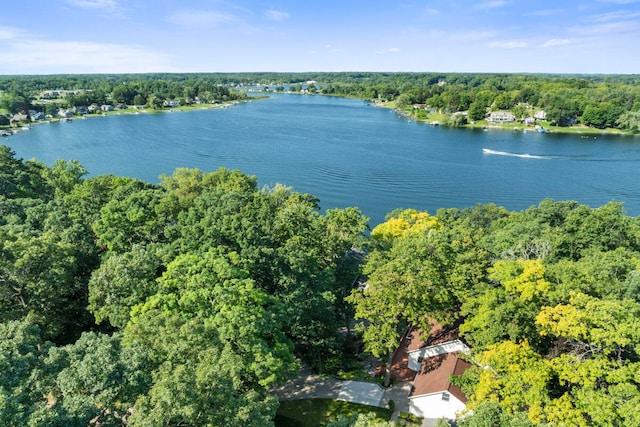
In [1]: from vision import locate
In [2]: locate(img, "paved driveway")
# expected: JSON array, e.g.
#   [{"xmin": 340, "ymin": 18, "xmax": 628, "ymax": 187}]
[{"xmin": 337, "ymin": 380, "xmax": 384, "ymax": 406}]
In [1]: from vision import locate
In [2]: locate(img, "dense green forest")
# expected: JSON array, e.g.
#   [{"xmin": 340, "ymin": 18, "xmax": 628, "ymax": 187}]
[
  {"xmin": 0, "ymin": 145, "xmax": 369, "ymax": 425},
  {"xmin": 1, "ymin": 72, "xmax": 639, "ymax": 132},
  {"xmin": 2, "ymin": 140, "xmax": 640, "ymax": 426}
]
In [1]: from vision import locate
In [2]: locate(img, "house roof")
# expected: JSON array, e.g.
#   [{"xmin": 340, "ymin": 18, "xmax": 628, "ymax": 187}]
[
  {"xmin": 406, "ymin": 319, "xmax": 464, "ymax": 353},
  {"xmin": 409, "ymin": 352, "xmax": 471, "ymax": 402}
]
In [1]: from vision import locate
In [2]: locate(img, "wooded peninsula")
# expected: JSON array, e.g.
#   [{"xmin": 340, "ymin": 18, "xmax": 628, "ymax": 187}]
[{"xmin": 1, "ymin": 72, "xmax": 640, "ymax": 427}]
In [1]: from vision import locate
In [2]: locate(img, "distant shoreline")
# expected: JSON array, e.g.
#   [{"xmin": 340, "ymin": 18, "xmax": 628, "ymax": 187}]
[
  {"xmin": 1, "ymin": 97, "xmax": 262, "ymax": 136},
  {"xmin": 371, "ymin": 100, "xmax": 638, "ymax": 137}
]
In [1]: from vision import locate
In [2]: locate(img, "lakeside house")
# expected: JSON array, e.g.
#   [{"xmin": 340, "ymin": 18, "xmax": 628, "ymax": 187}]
[
  {"xmin": 409, "ymin": 352, "xmax": 471, "ymax": 421},
  {"xmin": 534, "ymin": 110, "xmax": 547, "ymax": 120},
  {"xmin": 10, "ymin": 113, "xmax": 29, "ymax": 125},
  {"xmin": 387, "ymin": 321, "xmax": 472, "ymax": 424},
  {"xmin": 163, "ymin": 99, "xmax": 180, "ymax": 108},
  {"xmin": 29, "ymin": 110, "xmax": 45, "ymax": 121},
  {"xmin": 57, "ymin": 108, "xmax": 74, "ymax": 118},
  {"xmin": 488, "ymin": 111, "xmax": 516, "ymax": 124}
]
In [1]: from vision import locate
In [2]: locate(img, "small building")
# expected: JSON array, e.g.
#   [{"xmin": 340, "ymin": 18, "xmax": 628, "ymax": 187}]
[
  {"xmin": 488, "ymin": 111, "xmax": 515, "ymax": 124},
  {"xmin": 101, "ymin": 104, "xmax": 115, "ymax": 112},
  {"xmin": 534, "ymin": 110, "xmax": 546, "ymax": 120},
  {"xmin": 10, "ymin": 113, "xmax": 29, "ymax": 125},
  {"xmin": 163, "ymin": 99, "xmax": 180, "ymax": 108},
  {"xmin": 409, "ymin": 352, "xmax": 471, "ymax": 420},
  {"xmin": 524, "ymin": 117, "xmax": 536, "ymax": 126},
  {"xmin": 57, "ymin": 109, "xmax": 74, "ymax": 118},
  {"xmin": 388, "ymin": 321, "xmax": 472, "ymax": 424},
  {"xmin": 30, "ymin": 111, "xmax": 45, "ymax": 121}
]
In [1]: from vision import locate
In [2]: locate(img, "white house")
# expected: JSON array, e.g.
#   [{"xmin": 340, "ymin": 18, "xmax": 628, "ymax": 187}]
[
  {"xmin": 408, "ymin": 352, "xmax": 471, "ymax": 420},
  {"xmin": 396, "ymin": 323, "xmax": 471, "ymax": 423},
  {"xmin": 534, "ymin": 110, "xmax": 547, "ymax": 120},
  {"xmin": 163, "ymin": 99, "xmax": 180, "ymax": 108},
  {"xmin": 488, "ymin": 111, "xmax": 515, "ymax": 123}
]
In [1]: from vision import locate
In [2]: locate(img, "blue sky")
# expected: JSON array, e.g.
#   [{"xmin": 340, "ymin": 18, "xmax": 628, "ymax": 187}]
[{"xmin": 1, "ymin": 0, "xmax": 639, "ymax": 74}]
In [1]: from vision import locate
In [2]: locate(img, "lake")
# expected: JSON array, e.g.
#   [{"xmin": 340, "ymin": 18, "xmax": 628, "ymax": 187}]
[{"xmin": 6, "ymin": 94, "xmax": 640, "ymax": 225}]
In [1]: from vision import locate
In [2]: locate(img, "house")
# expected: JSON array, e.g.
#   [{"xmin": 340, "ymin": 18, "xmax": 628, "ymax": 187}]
[
  {"xmin": 406, "ymin": 324, "xmax": 470, "ymax": 371},
  {"xmin": 57, "ymin": 108, "xmax": 73, "ymax": 118},
  {"xmin": 387, "ymin": 322, "xmax": 472, "ymax": 424},
  {"xmin": 101, "ymin": 104, "xmax": 115, "ymax": 112},
  {"xmin": 534, "ymin": 110, "xmax": 546, "ymax": 120},
  {"xmin": 524, "ymin": 117, "xmax": 536, "ymax": 126},
  {"xmin": 163, "ymin": 99, "xmax": 180, "ymax": 108},
  {"xmin": 10, "ymin": 113, "xmax": 29, "ymax": 125},
  {"xmin": 409, "ymin": 352, "xmax": 472, "ymax": 420},
  {"xmin": 488, "ymin": 111, "xmax": 515, "ymax": 123},
  {"xmin": 30, "ymin": 111, "xmax": 45, "ymax": 121}
]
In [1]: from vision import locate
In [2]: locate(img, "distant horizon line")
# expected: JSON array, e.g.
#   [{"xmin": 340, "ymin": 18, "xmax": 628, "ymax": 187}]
[{"xmin": 1, "ymin": 71, "xmax": 639, "ymax": 77}]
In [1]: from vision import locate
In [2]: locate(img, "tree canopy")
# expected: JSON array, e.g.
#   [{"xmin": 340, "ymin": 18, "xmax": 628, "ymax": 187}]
[{"xmin": 2, "ymin": 140, "xmax": 640, "ymax": 425}]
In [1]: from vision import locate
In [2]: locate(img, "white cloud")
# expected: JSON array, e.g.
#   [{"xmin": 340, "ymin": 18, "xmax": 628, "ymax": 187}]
[
  {"xmin": 586, "ymin": 10, "xmax": 640, "ymax": 22},
  {"xmin": 489, "ymin": 40, "xmax": 528, "ymax": 48},
  {"xmin": 529, "ymin": 9, "xmax": 561, "ymax": 16},
  {"xmin": 570, "ymin": 20, "xmax": 640, "ymax": 35},
  {"xmin": 540, "ymin": 38, "xmax": 571, "ymax": 48},
  {"xmin": 449, "ymin": 30, "xmax": 497, "ymax": 41},
  {"xmin": 0, "ymin": 26, "xmax": 22, "ymax": 40},
  {"xmin": 168, "ymin": 10, "xmax": 245, "ymax": 28},
  {"xmin": 66, "ymin": 0, "xmax": 118, "ymax": 9},
  {"xmin": 376, "ymin": 47, "xmax": 400, "ymax": 54},
  {"xmin": 324, "ymin": 44, "xmax": 341, "ymax": 53},
  {"xmin": 265, "ymin": 10, "xmax": 289, "ymax": 21},
  {"xmin": 0, "ymin": 38, "xmax": 173, "ymax": 73},
  {"xmin": 477, "ymin": 1, "xmax": 509, "ymax": 9}
]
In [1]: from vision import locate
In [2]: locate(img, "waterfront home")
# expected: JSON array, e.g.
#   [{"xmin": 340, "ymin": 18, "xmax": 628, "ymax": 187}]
[
  {"xmin": 30, "ymin": 111, "xmax": 45, "ymax": 121},
  {"xmin": 57, "ymin": 109, "xmax": 74, "ymax": 118},
  {"xmin": 388, "ymin": 321, "xmax": 472, "ymax": 424},
  {"xmin": 534, "ymin": 110, "xmax": 547, "ymax": 120},
  {"xmin": 488, "ymin": 111, "xmax": 516, "ymax": 124},
  {"xmin": 74, "ymin": 106, "xmax": 90, "ymax": 115},
  {"xmin": 407, "ymin": 324, "xmax": 470, "ymax": 421},
  {"xmin": 101, "ymin": 105, "xmax": 115, "ymax": 112},
  {"xmin": 163, "ymin": 99, "xmax": 180, "ymax": 108},
  {"xmin": 524, "ymin": 117, "xmax": 536, "ymax": 126},
  {"xmin": 10, "ymin": 113, "xmax": 29, "ymax": 125}
]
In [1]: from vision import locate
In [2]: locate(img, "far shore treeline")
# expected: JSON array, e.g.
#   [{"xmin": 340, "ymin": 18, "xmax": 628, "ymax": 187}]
[
  {"xmin": 2, "ymin": 143, "xmax": 640, "ymax": 426},
  {"xmin": 1, "ymin": 72, "xmax": 640, "ymax": 133}
]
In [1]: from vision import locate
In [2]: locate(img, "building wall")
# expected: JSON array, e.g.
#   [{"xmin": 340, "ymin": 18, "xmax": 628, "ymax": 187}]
[{"xmin": 409, "ymin": 392, "xmax": 466, "ymax": 420}]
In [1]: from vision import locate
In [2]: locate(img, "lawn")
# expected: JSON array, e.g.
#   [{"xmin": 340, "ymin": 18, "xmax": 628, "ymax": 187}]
[{"xmin": 275, "ymin": 399, "xmax": 392, "ymax": 427}]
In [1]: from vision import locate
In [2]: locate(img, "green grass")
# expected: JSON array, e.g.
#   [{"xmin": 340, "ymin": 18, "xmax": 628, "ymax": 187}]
[{"xmin": 275, "ymin": 399, "xmax": 392, "ymax": 427}]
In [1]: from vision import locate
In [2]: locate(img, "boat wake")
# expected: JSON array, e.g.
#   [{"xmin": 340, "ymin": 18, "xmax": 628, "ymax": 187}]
[{"xmin": 482, "ymin": 148, "xmax": 555, "ymax": 160}]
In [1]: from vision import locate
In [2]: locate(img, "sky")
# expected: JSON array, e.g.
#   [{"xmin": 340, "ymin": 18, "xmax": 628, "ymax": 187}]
[{"xmin": 1, "ymin": 0, "xmax": 639, "ymax": 75}]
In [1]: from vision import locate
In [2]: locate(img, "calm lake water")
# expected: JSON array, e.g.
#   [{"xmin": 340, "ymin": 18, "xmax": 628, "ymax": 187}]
[{"xmin": 6, "ymin": 94, "xmax": 640, "ymax": 225}]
